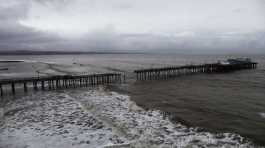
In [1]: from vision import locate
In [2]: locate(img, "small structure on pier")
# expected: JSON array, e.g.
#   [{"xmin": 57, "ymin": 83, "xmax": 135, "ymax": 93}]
[
  {"xmin": 134, "ymin": 58, "xmax": 258, "ymax": 81},
  {"xmin": 216, "ymin": 58, "xmax": 257, "ymax": 72}
]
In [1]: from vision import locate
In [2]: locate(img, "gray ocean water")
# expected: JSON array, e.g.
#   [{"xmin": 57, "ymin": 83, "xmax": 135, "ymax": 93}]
[{"xmin": 0, "ymin": 54, "xmax": 265, "ymax": 146}]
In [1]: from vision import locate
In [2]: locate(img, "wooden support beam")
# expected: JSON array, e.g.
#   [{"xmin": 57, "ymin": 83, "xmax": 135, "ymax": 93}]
[
  {"xmin": 56, "ymin": 80, "xmax": 59, "ymax": 88},
  {"xmin": 24, "ymin": 82, "xmax": 28, "ymax": 92},
  {"xmin": 41, "ymin": 81, "xmax": 45, "ymax": 90},
  {"xmin": 33, "ymin": 81, "xmax": 38, "ymax": 91},
  {"xmin": 48, "ymin": 81, "xmax": 52, "ymax": 90},
  {"xmin": 11, "ymin": 83, "xmax": 15, "ymax": 94},
  {"xmin": 79, "ymin": 78, "xmax": 82, "ymax": 87},
  {"xmin": 0, "ymin": 73, "xmax": 125, "ymax": 95},
  {"xmin": 52, "ymin": 80, "xmax": 55, "ymax": 89},
  {"xmin": 85, "ymin": 77, "xmax": 88, "ymax": 87},
  {"xmin": 0, "ymin": 84, "xmax": 3, "ymax": 96}
]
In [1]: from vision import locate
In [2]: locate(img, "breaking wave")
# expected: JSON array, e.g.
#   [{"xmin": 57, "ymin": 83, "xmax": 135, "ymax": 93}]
[
  {"xmin": 259, "ymin": 112, "xmax": 265, "ymax": 119},
  {"xmin": 0, "ymin": 88, "xmax": 256, "ymax": 148}
]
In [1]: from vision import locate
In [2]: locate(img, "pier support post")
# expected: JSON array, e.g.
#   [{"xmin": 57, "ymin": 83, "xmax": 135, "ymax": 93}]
[
  {"xmin": 85, "ymin": 77, "xmax": 88, "ymax": 87},
  {"xmin": 41, "ymin": 81, "xmax": 45, "ymax": 90},
  {"xmin": 0, "ymin": 84, "xmax": 3, "ymax": 96},
  {"xmin": 108, "ymin": 75, "xmax": 110, "ymax": 84},
  {"xmin": 123, "ymin": 74, "xmax": 126, "ymax": 83},
  {"xmin": 52, "ymin": 80, "xmax": 55, "ymax": 89},
  {"xmin": 24, "ymin": 82, "xmax": 28, "ymax": 92},
  {"xmin": 11, "ymin": 83, "xmax": 15, "ymax": 94},
  {"xmin": 56, "ymin": 80, "xmax": 59, "ymax": 89},
  {"xmin": 96, "ymin": 76, "xmax": 99, "ymax": 85},
  {"xmin": 92, "ymin": 76, "xmax": 95, "ymax": 85},
  {"xmin": 48, "ymin": 81, "xmax": 52, "ymax": 90},
  {"xmin": 79, "ymin": 78, "xmax": 82, "ymax": 87},
  {"xmin": 64, "ymin": 79, "xmax": 67, "ymax": 88},
  {"xmin": 33, "ymin": 81, "xmax": 38, "ymax": 91}
]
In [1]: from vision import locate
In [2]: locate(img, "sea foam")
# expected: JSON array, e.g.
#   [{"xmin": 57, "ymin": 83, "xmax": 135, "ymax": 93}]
[
  {"xmin": 0, "ymin": 89, "xmax": 254, "ymax": 148},
  {"xmin": 259, "ymin": 112, "xmax": 265, "ymax": 119}
]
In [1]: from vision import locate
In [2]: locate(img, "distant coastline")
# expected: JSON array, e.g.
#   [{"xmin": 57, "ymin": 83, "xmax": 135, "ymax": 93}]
[
  {"xmin": 0, "ymin": 60, "xmax": 25, "ymax": 63},
  {"xmin": 0, "ymin": 50, "xmax": 144, "ymax": 56},
  {"xmin": 1, "ymin": 50, "xmax": 265, "ymax": 56}
]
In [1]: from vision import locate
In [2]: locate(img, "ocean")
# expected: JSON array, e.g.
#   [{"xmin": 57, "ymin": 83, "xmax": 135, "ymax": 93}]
[{"xmin": 0, "ymin": 53, "xmax": 264, "ymax": 147}]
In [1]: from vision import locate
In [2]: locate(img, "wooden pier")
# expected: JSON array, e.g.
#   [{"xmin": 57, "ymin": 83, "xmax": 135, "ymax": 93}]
[
  {"xmin": 0, "ymin": 73, "xmax": 122, "ymax": 96},
  {"xmin": 134, "ymin": 61, "xmax": 257, "ymax": 81},
  {"xmin": 0, "ymin": 58, "xmax": 258, "ymax": 96}
]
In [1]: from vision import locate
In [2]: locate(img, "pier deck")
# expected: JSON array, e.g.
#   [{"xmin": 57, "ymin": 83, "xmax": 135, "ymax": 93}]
[
  {"xmin": 0, "ymin": 58, "xmax": 258, "ymax": 96},
  {"xmin": 134, "ymin": 61, "xmax": 257, "ymax": 81},
  {"xmin": 0, "ymin": 73, "xmax": 122, "ymax": 96}
]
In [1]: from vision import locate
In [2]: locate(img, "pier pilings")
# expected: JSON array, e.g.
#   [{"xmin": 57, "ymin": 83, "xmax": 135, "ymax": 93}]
[
  {"xmin": 134, "ymin": 62, "xmax": 257, "ymax": 81},
  {"xmin": 0, "ymin": 73, "xmax": 123, "ymax": 96}
]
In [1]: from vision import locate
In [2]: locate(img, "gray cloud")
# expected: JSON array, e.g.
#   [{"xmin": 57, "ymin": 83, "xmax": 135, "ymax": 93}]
[
  {"xmin": 0, "ymin": 0, "xmax": 264, "ymax": 53},
  {"xmin": 0, "ymin": 0, "xmax": 63, "ymax": 50}
]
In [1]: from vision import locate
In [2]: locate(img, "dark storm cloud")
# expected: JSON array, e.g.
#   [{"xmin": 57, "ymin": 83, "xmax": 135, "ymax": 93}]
[
  {"xmin": 0, "ymin": 23, "xmax": 62, "ymax": 50},
  {"xmin": 0, "ymin": 0, "xmax": 264, "ymax": 53},
  {"xmin": 0, "ymin": 0, "xmax": 63, "ymax": 50},
  {"xmin": 0, "ymin": 25, "xmax": 62, "ymax": 50}
]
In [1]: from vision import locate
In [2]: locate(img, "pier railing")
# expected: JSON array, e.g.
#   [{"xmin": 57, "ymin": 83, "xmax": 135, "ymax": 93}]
[
  {"xmin": 0, "ymin": 73, "xmax": 122, "ymax": 96},
  {"xmin": 134, "ymin": 62, "xmax": 257, "ymax": 81}
]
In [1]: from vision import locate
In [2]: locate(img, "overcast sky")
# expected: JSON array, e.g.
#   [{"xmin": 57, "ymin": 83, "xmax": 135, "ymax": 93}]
[{"xmin": 0, "ymin": 0, "xmax": 265, "ymax": 53}]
